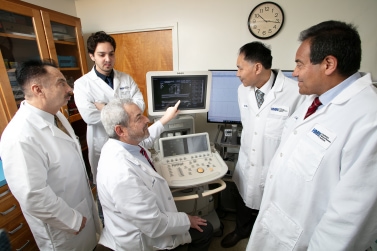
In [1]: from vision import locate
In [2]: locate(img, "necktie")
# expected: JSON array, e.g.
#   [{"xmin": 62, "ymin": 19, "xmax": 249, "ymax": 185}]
[
  {"xmin": 105, "ymin": 76, "xmax": 113, "ymax": 89},
  {"xmin": 54, "ymin": 115, "xmax": 71, "ymax": 137},
  {"xmin": 255, "ymin": 89, "xmax": 264, "ymax": 108},
  {"xmin": 139, "ymin": 146, "xmax": 157, "ymax": 172},
  {"xmin": 304, "ymin": 97, "xmax": 322, "ymax": 119}
]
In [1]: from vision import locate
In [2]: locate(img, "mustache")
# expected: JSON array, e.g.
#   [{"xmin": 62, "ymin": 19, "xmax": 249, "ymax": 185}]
[{"xmin": 66, "ymin": 91, "xmax": 73, "ymax": 98}]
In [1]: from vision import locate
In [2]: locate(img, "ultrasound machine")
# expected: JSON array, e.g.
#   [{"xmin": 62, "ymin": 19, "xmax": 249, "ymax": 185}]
[{"xmin": 146, "ymin": 70, "xmax": 228, "ymax": 234}]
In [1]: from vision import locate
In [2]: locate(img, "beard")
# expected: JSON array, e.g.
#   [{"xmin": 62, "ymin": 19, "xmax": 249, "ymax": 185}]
[{"xmin": 128, "ymin": 128, "xmax": 150, "ymax": 142}]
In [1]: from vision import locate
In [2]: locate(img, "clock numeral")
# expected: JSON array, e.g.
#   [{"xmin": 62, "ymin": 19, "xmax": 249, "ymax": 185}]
[{"xmin": 248, "ymin": 3, "xmax": 284, "ymax": 38}]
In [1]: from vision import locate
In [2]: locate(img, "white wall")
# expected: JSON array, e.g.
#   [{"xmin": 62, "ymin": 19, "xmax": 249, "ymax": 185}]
[
  {"xmin": 22, "ymin": 0, "xmax": 377, "ymax": 139},
  {"xmin": 22, "ymin": 0, "xmax": 77, "ymax": 16}
]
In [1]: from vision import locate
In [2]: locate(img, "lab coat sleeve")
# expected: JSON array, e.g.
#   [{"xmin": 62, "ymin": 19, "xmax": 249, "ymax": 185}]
[
  {"xmin": 112, "ymin": 173, "xmax": 190, "ymax": 238},
  {"xmin": 308, "ymin": 116, "xmax": 377, "ymax": 250},
  {"xmin": 74, "ymin": 78, "xmax": 102, "ymax": 125},
  {"xmin": 3, "ymin": 139, "xmax": 83, "ymax": 233}
]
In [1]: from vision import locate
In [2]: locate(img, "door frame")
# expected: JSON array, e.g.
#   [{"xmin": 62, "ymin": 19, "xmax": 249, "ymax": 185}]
[{"xmin": 107, "ymin": 22, "xmax": 179, "ymax": 70}]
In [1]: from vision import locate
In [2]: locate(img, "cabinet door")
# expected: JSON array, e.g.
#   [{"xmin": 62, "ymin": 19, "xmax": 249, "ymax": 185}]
[
  {"xmin": 40, "ymin": 10, "xmax": 90, "ymax": 171},
  {"xmin": 40, "ymin": 10, "xmax": 87, "ymax": 122},
  {"xmin": 0, "ymin": 0, "xmax": 49, "ymax": 135}
]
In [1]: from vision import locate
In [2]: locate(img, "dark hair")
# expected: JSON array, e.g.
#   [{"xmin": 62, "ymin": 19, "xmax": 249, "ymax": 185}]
[
  {"xmin": 239, "ymin": 41, "xmax": 272, "ymax": 69},
  {"xmin": 16, "ymin": 59, "xmax": 57, "ymax": 88},
  {"xmin": 299, "ymin": 20, "xmax": 361, "ymax": 77},
  {"xmin": 87, "ymin": 31, "xmax": 116, "ymax": 54}
]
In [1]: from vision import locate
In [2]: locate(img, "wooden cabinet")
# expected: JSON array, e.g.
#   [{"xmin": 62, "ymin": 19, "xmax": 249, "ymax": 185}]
[
  {"xmin": 0, "ymin": 1, "xmax": 90, "ymax": 153},
  {"xmin": 0, "ymin": 0, "xmax": 88, "ymax": 132},
  {"xmin": 0, "ymin": 185, "xmax": 38, "ymax": 250},
  {"xmin": 0, "ymin": 0, "xmax": 91, "ymax": 249}
]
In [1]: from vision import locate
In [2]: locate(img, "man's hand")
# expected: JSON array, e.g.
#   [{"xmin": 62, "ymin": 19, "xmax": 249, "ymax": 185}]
[
  {"xmin": 94, "ymin": 102, "xmax": 106, "ymax": 110},
  {"xmin": 74, "ymin": 216, "xmax": 87, "ymax": 235},
  {"xmin": 187, "ymin": 215, "xmax": 207, "ymax": 232},
  {"xmin": 159, "ymin": 100, "xmax": 181, "ymax": 125}
]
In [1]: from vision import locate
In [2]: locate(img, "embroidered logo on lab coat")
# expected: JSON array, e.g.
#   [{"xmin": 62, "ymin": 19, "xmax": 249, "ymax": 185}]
[
  {"xmin": 270, "ymin": 106, "xmax": 289, "ymax": 116},
  {"xmin": 307, "ymin": 123, "xmax": 336, "ymax": 149},
  {"xmin": 120, "ymin": 87, "xmax": 131, "ymax": 99}
]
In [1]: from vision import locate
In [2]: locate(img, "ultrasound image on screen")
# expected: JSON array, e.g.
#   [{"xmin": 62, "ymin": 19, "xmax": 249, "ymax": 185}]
[
  {"xmin": 152, "ymin": 76, "xmax": 207, "ymax": 112},
  {"xmin": 161, "ymin": 134, "xmax": 209, "ymax": 157}
]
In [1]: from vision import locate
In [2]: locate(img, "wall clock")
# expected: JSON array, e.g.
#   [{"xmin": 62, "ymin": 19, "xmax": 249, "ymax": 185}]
[{"xmin": 248, "ymin": 2, "xmax": 284, "ymax": 39}]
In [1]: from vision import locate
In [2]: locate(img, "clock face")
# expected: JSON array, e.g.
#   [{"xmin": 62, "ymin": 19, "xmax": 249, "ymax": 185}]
[{"xmin": 248, "ymin": 2, "xmax": 284, "ymax": 39}]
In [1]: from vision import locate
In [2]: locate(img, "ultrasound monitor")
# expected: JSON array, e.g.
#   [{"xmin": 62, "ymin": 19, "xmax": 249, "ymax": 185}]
[
  {"xmin": 207, "ymin": 70, "xmax": 242, "ymax": 124},
  {"xmin": 146, "ymin": 71, "xmax": 212, "ymax": 117},
  {"xmin": 282, "ymin": 70, "xmax": 298, "ymax": 81}
]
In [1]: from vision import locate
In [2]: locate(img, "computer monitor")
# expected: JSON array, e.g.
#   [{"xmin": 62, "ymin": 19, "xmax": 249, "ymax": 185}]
[
  {"xmin": 146, "ymin": 71, "xmax": 212, "ymax": 117},
  {"xmin": 207, "ymin": 70, "xmax": 242, "ymax": 124},
  {"xmin": 282, "ymin": 70, "xmax": 297, "ymax": 81}
]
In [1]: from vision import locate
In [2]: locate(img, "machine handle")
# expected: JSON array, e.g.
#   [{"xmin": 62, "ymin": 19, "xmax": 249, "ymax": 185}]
[{"xmin": 172, "ymin": 179, "xmax": 226, "ymax": 202}]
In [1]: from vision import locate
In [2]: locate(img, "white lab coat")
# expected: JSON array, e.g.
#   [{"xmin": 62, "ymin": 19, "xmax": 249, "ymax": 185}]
[
  {"xmin": 74, "ymin": 67, "xmax": 145, "ymax": 183},
  {"xmin": 233, "ymin": 70, "xmax": 304, "ymax": 209},
  {"xmin": 97, "ymin": 121, "xmax": 191, "ymax": 251},
  {"xmin": 247, "ymin": 73, "xmax": 377, "ymax": 250},
  {"xmin": 0, "ymin": 101, "xmax": 101, "ymax": 250}
]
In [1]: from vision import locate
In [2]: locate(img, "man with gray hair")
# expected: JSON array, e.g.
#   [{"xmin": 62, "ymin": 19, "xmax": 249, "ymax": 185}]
[{"xmin": 95, "ymin": 98, "xmax": 213, "ymax": 251}]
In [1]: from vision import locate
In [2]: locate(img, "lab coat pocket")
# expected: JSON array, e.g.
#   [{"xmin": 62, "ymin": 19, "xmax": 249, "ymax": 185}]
[
  {"xmin": 287, "ymin": 124, "xmax": 335, "ymax": 181},
  {"xmin": 260, "ymin": 203, "xmax": 302, "ymax": 250},
  {"xmin": 64, "ymin": 198, "xmax": 92, "ymax": 240},
  {"xmin": 265, "ymin": 115, "xmax": 288, "ymax": 139}
]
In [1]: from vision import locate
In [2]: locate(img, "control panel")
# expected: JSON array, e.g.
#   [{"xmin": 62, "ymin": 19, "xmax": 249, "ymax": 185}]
[{"xmin": 152, "ymin": 132, "xmax": 228, "ymax": 188}]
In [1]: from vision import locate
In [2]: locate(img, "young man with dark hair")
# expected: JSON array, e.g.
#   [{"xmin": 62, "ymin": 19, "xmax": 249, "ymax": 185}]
[{"xmin": 74, "ymin": 31, "xmax": 145, "ymax": 223}]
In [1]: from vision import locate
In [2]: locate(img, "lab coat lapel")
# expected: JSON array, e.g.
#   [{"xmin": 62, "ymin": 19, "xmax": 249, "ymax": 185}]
[
  {"xmin": 88, "ymin": 66, "xmax": 115, "ymax": 97},
  {"xmin": 297, "ymin": 74, "xmax": 371, "ymax": 125},
  {"xmin": 259, "ymin": 90, "xmax": 275, "ymax": 111},
  {"xmin": 122, "ymin": 146, "xmax": 163, "ymax": 178},
  {"xmin": 54, "ymin": 113, "xmax": 76, "ymax": 140},
  {"xmin": 112, "ymin": 70, "xmax": 120, "ymax": 91}
]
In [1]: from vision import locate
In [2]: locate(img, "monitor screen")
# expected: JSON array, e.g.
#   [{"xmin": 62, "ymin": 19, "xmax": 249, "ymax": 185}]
[
  {"xmin": 207, "ymin": 70, "xmax": 242, "ymax": 124},
  {"xmin": 146, "ymin": 71, "xmax": 212, "ymax": 117},
  {"xmin": 282, "ymin": 70, "xmax": 297, "ymax": 81}
]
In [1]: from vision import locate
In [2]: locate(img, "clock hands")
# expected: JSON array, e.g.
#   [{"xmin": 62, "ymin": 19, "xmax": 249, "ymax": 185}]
[
  {"xmin": 258, "ymin": 14, "xmax": 268, "ymax": 23},
  {"xmin": 258, "ymin": 14, "xmax": 281, "ymax": 24}
]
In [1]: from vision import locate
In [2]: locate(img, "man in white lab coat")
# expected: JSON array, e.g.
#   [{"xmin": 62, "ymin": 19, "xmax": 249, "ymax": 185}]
[
  {"xmin": 221, "ymin": 42, "xmax": 304, "ymax": 248},
  {"xmin": 95, "ymin": 99, "xmax": 213, "ymax": 251},
  {"xmin": 74, "ymin": 31, "xmax": 145, "ymax": 187},
  {"xmin": 247, "ymin": 20, "xmax": 377, "ymax": 250},
  {"xmin": 0, "ymin": 60, "xmax": 101, "ymax": 250}
]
